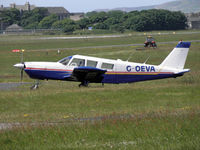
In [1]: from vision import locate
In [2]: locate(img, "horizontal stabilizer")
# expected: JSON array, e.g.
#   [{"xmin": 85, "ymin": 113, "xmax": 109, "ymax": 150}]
[{"xmin": 175, "ymin": 69, "xmax": 190, "ymax": 74}]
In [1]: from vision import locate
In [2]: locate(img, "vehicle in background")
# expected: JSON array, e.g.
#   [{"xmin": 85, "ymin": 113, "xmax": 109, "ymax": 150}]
[{"xmin": 144, "ymin": 36, "xmax": 157, "ymax": 48}]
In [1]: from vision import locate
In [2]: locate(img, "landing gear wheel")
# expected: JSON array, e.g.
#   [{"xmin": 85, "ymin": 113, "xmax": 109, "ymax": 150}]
[
  {"xmin": 79, "ymin": 81, "xmax": 89, "ymax": 87},
  {"xmin": 30, "ymin": 80, "xmax": 39, "ymax": 90},
  {"xmin": 79, "ymin": 84, "xmax": 84, "ymax": 87},
  {"xmin": 30, "ymin": 84, "xmax": 39, "ymax": 90}
]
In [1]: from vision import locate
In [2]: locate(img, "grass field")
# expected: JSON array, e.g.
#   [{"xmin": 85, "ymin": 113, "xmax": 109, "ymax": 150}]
[{"xmin": 0, "ymin": 30, "xmax": 200, "ymax": 149}]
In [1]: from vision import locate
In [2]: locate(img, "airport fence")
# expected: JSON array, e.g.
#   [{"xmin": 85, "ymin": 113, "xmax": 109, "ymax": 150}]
[{"xmin": 0, "ymin": 29, "xmax": 62, "ymax": 35}]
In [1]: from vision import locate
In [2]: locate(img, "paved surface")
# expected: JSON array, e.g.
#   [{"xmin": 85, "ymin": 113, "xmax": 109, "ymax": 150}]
[
  {"xmin": 40, "ymin": 35, "xmax": 128, "ymax": 40},
  {"xmin": 0, "ymin": 114, "xmax": 130, "ymax": 130},
  {"xmin": 0, "ymin": 110, "xmax": 194, "ymax": 130},
  {"xmin": 0, "ymin": 82, "xmax": 32, "ymax": 91},
  {"xmin": 39, "ymin": 31, "xmax": 200, "ymax": 40}
]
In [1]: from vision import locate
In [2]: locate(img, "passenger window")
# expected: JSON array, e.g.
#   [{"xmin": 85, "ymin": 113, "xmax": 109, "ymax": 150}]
[
  {"xmin": 70, "ymin": 58, "xmax": 85, "ymax": 67},
  {"xmin": 87, "ymin": 60, "xmax": 97, "ymax": 67},
  {"xmin": 101, "ymin": 63, "xmax": 114, "ymax": 70}
]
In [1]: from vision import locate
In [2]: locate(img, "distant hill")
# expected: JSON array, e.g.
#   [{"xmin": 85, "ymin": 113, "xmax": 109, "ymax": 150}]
[
  {"xmin": 155, "ymin": 0, "xmax": 200, "ymax": 13},
  {"xmin": 95, "ymin": 0, "xmax": 200, "ymax": 13}
]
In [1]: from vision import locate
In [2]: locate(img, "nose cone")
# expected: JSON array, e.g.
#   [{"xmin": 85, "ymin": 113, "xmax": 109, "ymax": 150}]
[{"xmin": 14, "ymin": 63, "xmax": 25, "ymax": 69}]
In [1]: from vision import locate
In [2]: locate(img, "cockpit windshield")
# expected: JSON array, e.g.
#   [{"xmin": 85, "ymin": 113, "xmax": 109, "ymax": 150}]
[{"xmin": 58, "ymin": 56, "xmax": 72, "ymax": 65}]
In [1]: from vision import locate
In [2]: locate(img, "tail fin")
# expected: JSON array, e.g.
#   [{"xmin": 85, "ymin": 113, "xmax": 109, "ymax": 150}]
[{"xmin": 160, "ymin": 42, "xmax": 191, "ymax": 69}]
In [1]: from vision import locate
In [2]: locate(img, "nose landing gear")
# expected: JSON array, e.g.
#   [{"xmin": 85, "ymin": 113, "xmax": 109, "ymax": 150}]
[{"xmin": 30, "ymin": 80, "xmax": 40, "ymax": 90}]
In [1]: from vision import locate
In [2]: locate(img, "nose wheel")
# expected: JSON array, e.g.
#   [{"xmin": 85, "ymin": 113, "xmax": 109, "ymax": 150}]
[{"xmin": 30, "ymin": 80, "xmax": 39, "ymax": 90}]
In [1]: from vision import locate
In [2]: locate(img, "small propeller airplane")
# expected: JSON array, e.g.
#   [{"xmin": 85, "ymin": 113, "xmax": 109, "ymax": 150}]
[{"xmin": 14, "ymin": 41, "xmax": 191, "ymax": 89}]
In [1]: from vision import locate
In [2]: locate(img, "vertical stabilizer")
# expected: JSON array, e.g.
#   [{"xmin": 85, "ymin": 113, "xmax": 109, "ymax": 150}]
[{"xmin": 160, "ymin": 42, "xmax": 191, "ymax": 69}]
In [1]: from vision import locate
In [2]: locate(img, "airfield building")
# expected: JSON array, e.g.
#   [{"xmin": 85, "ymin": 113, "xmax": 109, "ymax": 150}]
[
  {"xmin": 186, "ymin": 12, "xmax": 200, "ymax": 29},
  {"xmin": 0, "ymin": 2, "xmax": 70, "ymax": 21},
  {"xmin": 43, "ymin": 7, "xmax": 70, "ymax": 20},
  {"xmin": 70, "ymin": 13, "xmax": 84, "ymax": 21},
  {"xmin": 0, "ymin": 2, "xmax": 85, "ymax": 31},
  {"xmin": 0, "ymin": 2, "xmax": 84, "ymax": 21}
]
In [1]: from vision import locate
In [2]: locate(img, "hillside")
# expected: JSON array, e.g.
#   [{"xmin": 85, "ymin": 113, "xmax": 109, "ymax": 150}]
[
  {"xmin": 155, "ymin": 0, "xmax": 200, "ymax": 13},
  {"xmin": 95, "ymin": 0, "xmax": 200, "ymax": 13}
]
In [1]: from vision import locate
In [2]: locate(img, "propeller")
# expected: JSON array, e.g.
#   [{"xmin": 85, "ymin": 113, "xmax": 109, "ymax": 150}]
[
  {"xmin": 20, "ymin": 49, "xmax": 24, "ymax": 82},
  {"xmin": 20, "ymin": 66, "xmax": 24, "ymax": 82},
  {"xmin": 13, "ymin": 49, "xmax": 25, "ymax": 83},
  {"xmin": 13, "ymin": 63, "xmax": 26, "ymax": 82}
]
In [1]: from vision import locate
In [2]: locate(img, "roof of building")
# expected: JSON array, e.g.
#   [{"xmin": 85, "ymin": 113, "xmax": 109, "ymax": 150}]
[
  {"xmin": 6, "ymin": 24, "xmax": 23, "ymax": 30},
  {"xmin": 45, "ymin": 7, "xmax": 69, "ymax": 14}
]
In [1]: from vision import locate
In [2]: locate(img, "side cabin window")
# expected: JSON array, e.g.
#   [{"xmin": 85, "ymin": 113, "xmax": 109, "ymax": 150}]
[
  {"xmin": 101, "ymin": 62, "xmax": 114, "ymax": 70},
  {"xmin": 70, "ymin": 58, "xmax": 85, "ymax": 67},
  {"xmin": 86, "ymin": 60, "xmax": 97, "ymax": 67}
]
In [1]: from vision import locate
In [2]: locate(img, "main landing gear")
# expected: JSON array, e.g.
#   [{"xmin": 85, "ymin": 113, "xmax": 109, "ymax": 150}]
[
  {"xmin": 79, "ymin": 81, "xmax": 89, "ymax": 87},
  {"xmin": 30, "ymin": 80, "xmax": 39, "ymax": 90},
  {"xmin": 78, "ymin": 81, "xmax": 105, "ymax": 87}
]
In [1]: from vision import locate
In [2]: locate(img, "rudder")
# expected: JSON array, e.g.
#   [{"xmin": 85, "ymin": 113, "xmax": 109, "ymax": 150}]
[{"xmin": 160, "ymin": 42, "xmax": 191, "ymax": 69}]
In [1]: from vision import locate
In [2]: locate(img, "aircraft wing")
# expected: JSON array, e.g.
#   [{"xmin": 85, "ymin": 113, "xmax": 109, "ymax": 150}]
[{"xmin": 72, "ymin": 66, "xmax": 107, "ymax": 83}]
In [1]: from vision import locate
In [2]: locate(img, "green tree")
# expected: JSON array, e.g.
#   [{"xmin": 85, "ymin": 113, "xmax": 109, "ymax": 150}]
[
  {"xmin": 104, "ymin": 17, "xmax": 120, "ymax": 26},
  {"xmin": 110, "ymin": 24, "xmax": 125, "ymax": 33},
  {"xmin": 31, "ymin": 8, "xmax": 48, "ymax": 21},
  {"xmin": 0, "ymin": 8, "xmax": 20, "ymax": 25},
  {"xmin": 89, "ymin": 12, "xmax": 108, "ymax": 24},
  {"xmin": 38, "ymin": 14, "xmax": 58, "ymax": 29},
  {"xmin": 123, "ymin": 9, "xmax": 187, "ymax": 31},
  {"xmin": 77, "ymin": 18, "xmax": 90, "ymax": 29},
  {"xmin": 94, "ymin": 22, "xmax": 109, "ymax": 30},
  {"xmin": 63, "ymin": 25, "xmax": 75, "ymax": 33},
  {"xmin": 20, "ymin": 8, "xmax": 48, "ymax": 28},
  {"xmin": 85, "ymin": 11, "xmax": 98, "ymax": 18},
  {"xmin": 52, "ymin": 18, "xmax": 77, "ymax": 33},
  {"xmin": 107, "ymin": 10, "xmax": 125, "ymax": 22}
]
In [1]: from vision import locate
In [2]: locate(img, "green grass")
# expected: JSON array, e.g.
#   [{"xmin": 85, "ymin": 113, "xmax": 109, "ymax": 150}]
[
  {"xmin": 0, "ymin": 78, "xmax": 199, "ymax": 123},
  {"xmin": 0, "ymin": 30, "xmax": 200, "ymax": 149},
  {"xmin": 0, "ymin": 31, "xmax": 199, "ymax": 52},
  {"xmin": 0, "ymin": 110, "xmax": 200, "ymax": 149}
]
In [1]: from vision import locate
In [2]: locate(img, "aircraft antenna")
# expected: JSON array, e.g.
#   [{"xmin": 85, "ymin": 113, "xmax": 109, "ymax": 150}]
[
  {"xmin": 144, "ymin": 56, "xmax": 151, "ymax": 64},
  {"xmin": 126, "ymin": 51, "xmax": 135, "ymax": 61}
]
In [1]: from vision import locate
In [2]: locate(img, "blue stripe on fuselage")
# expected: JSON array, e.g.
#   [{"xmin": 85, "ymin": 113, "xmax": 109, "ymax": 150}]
[
  {"xmin": 25, "ymin": 69, "xmax": 177, "ymax": 83},
  {"xmin": 102, "ymin": 73, "xmax": 175, "ymax": 83},
  {"xmin": 24, "ymin": 69, "xmax": 72, "ymax": 80}
]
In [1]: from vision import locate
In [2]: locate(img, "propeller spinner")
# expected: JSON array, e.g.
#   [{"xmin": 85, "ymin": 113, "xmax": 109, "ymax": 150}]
[
  {"xmin": 13, "ymin": 49, "xmax": 25, "ymax": 82},
  {"xmin": 13, "ymin": 63, "xmax": 26, "ymax": 82}
]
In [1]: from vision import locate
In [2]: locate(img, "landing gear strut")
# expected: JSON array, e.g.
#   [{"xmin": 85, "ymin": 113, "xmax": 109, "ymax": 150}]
[
  {"xmin": 30, "ymin": 80, "xmax": 39, "ymax": 90},
  {"xmin": 79, "ymin": 81, "xmax": 89, "ymax": 87}
]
